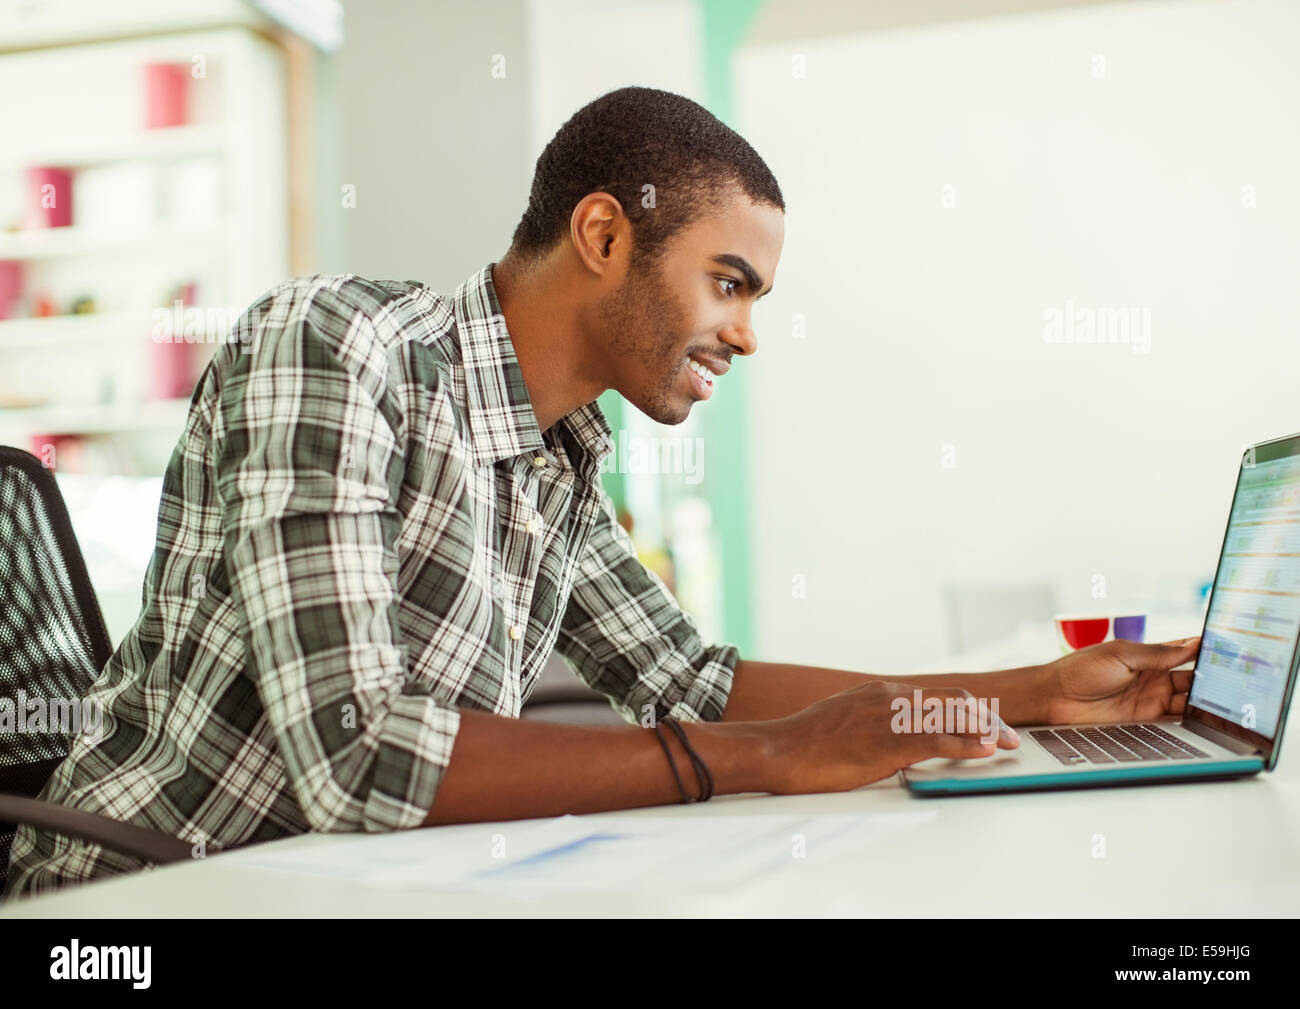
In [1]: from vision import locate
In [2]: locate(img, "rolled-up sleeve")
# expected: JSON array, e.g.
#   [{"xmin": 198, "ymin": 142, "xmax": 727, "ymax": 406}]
[
  {"xmin": 555, "ymin": 491, "xmax": 739, "ymax": 725},
  {"xmin": 214, "ymin": 287, "xmax": 460, "ymax": 833}
]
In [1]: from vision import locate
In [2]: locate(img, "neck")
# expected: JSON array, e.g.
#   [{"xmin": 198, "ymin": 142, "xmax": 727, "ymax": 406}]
[{"xmin": 491, "ymin": 255, "xmax": 608, "ymax": 433}]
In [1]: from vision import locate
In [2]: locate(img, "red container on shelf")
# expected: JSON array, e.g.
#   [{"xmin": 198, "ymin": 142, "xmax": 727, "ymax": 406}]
[
  {"xmin": 28, "ymin": 434, "xmax": 85, "ymax": 473},
  {"xmin": 144, "ymin": 63, "xmax": 189, "ymax": 129},
  {"xmin": 0, "ymin": 260, "xmax": 22, "ymax": 320},
  {"xmin": 151, "ymin": 281, "xmax": 201, "ymax": 400},
  {"xmin": 25, "ymin": 167, "xmax": 74, "ymax": 228}
]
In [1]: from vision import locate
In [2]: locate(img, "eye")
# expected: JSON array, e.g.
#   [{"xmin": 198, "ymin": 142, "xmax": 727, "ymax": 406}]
[{"xmin": 715, "ymin": 276, "xmax": 741, "ymax": 298}]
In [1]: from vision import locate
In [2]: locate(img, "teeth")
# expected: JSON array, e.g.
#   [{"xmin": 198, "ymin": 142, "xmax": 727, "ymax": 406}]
[{"xmin": 688, "ymin": 358, "xmax": 715, "ymax": 382}]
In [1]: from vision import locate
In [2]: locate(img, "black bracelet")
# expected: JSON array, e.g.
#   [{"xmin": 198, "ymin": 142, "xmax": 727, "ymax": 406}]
[
  {"xmin": 661, "ymin": 717, "xmax": 714, "ymax": 802},
  {"xmin": 652, "ymin": 723, "xmax": 693, "ymax": 803}
]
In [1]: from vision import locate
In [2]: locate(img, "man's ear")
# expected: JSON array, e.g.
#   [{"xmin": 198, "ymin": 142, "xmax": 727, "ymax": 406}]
[{"xmin": 570, "ymin": 192, "xmax": 625, "ymax": 277}]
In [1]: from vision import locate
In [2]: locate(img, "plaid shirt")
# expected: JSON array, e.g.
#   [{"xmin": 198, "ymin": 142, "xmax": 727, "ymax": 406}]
[{"xmin": 5, "ymin": 264, "xmax": 738, "ymax": 897}]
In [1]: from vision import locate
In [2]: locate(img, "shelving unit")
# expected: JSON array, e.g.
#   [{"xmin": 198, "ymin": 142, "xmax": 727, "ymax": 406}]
[
  {"xmin": 0, "ymin": 224, "xmax": 227, "ymax": 261},
  {"xmin": 0, "ymin": 311, "xmax": 156, "ymax": 350},
  {"xmin": 0, "ymin": 27, "xmax": 290, "ymax": 475},
  {"xmin": 12, "ymin": 123, "xmax": 228, "ymax": 170},
  {"xmin": 0, "ymin": 399, "xmax": 192, "ymax": 437}
]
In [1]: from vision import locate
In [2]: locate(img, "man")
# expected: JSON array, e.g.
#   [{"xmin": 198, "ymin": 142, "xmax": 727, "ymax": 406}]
[{"xmin": 5, "ymin": 87, "xmax": 1198, "ymax": 895}]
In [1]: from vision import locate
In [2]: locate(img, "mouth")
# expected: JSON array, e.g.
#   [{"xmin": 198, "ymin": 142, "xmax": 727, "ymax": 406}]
[{"xmin": 683, "ymin": 352, "xmax": 729, "ymax": 401}]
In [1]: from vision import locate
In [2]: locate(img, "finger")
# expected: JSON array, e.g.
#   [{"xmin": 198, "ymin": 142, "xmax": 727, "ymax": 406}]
[
  {"xmin": 976, "ymin": 699, "xmax": 1020, "ymax": 748},
  {"xmin": 921, "ymin": 689, "xmax": 1019, "ymax": 735},
  {"xmin": 914, "ymin": 690, "xmax": 1020, "ymax": 748},
  {"xmin": 1172, "ymin": 667, "xmax": 1194, "ymax": 693},
  {"xmin": 1169, "ymin": 693, "xmax": 1187, "ymax": 715}
]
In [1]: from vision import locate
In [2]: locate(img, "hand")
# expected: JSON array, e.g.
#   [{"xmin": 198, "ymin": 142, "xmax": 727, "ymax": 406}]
[
  {"xmin": 764, "ymin": 679, "xmax": 1021, "ymax": 795},
  {"xmin": 1044, "ymin": 637, "xmax": 1200, "ymax": 726}
]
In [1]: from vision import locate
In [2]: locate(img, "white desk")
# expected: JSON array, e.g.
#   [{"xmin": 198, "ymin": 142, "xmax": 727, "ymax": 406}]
[
  {"xmin": 6, "ymin": 741, "xmax": 1299, "ymax": 917},
  {"xmin": 6, "ymin": 617, "xmax": 1299, "ymax": 917}
]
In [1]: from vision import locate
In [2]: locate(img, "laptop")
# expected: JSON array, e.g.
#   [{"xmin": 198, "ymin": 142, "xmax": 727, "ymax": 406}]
[{"xmin": 904, "ymin": 431, "xmax": 1300, "ymax": 796}]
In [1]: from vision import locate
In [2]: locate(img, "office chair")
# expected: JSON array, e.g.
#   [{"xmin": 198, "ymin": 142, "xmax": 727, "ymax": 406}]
[{"xmin": 0, "ymin": 446, "xmax": 191, "ymax": 893}]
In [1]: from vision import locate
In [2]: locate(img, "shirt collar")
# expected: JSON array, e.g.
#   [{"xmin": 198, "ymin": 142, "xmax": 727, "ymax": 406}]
[{"xmin": 452, "ymin": 263, "xmax": 614, "ymax": 472}]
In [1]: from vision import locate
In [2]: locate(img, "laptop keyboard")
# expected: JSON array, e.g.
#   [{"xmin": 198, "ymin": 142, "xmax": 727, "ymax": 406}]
[{"xmin": 1030, "ymin": 724, "xmax": 1210, "ymax": 766}]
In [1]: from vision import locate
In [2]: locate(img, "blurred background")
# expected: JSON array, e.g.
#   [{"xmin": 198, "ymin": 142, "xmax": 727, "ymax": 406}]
[{"xmin": 1, "ymin": 0, "xmax": 1297, "ymax": 681}]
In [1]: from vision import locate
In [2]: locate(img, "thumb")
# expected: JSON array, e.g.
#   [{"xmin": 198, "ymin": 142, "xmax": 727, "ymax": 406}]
[
  {"xmin": 926, "ymin": 733, "xmax": 998, "ymax": 761},
  {"xmin": 1116, "ymin": 636, "xmax": 1200, "ymax": 670}
]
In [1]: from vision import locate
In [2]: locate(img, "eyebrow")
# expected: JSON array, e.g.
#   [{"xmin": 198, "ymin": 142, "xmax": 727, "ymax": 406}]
[{"xmin": 709, "ymin": 254, "xmax": 773, "ymax": 299}]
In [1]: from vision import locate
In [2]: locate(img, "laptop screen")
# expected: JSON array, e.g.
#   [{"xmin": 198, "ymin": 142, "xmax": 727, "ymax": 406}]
[{"xmin": 1188, "ymin": 434, "xmax": 1300, "ymax": 754}]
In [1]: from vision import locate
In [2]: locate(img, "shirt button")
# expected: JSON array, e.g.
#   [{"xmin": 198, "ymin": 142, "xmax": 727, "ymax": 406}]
[
  {"xmin": 525, "ymin": 518, "xmax": 540, "ymax": 534},
  {"xmin": 532, "ymin": 455, "xmax": 547, "ymax": 468},
  {"xmin": 508, "ymin": 625, "xmax": 523, "ymax": 641}
]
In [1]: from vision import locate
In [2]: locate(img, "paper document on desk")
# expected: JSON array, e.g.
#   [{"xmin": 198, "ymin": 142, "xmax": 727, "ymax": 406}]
[{"xmin": 222, "ymin": 811, "xmax": 936, "ymax": 895}]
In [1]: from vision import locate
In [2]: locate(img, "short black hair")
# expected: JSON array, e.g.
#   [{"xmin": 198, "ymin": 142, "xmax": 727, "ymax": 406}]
[{"xmin": 506, "ymin": 86, "xmax": 784, "ymax": 270}]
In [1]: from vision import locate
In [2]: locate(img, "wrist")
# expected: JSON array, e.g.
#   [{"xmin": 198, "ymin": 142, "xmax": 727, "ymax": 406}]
[
  {"xmin": 984, "ymin": 663, "xmax": 1055, "ymax": 726},
  {"xmin": 688, "ymin": 719, "xmax": 783, "ymax": 795},
  {"xmin": 1021, "ymin": 662, "xmax": 1057, "ymax": 725}
]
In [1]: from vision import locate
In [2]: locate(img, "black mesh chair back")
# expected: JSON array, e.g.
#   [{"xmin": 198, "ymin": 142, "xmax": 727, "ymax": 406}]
[{"xmin": 0, "ymin": 446, "xmax": 112, "ymax": 887}]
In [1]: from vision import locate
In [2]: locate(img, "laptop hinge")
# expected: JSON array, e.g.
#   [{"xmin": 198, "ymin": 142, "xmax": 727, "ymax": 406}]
[{"xmin": 1181, "ymin": 718, "xmax": 1260, "ymax": 756}]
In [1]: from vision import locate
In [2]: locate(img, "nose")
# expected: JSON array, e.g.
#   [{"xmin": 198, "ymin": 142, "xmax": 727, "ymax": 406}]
[{"xmin": 720, "ymin": 306, "xmax": 758, "ymax": 357}]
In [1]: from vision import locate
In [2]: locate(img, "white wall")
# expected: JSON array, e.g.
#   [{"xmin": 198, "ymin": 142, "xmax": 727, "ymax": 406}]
[
  {"xmin": 735, "ymin": 0, "xmax": 1300, "ymax": 670},
  {"xmin": 335, "ymin": 0, "xmax": 703, "ymax": 288},
  {"xmin": 335, "ymin": 0, "xmax": 533, "ymax": 292},
  {"xmin": 524, "ymin": 0, "xmax": 702, "ymax": 155}
]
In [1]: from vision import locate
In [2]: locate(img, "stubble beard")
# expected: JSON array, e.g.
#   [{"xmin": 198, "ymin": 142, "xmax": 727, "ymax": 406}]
[{"xmin": 601, "ymin": 254, "xmax": 692, "ymax": 426}]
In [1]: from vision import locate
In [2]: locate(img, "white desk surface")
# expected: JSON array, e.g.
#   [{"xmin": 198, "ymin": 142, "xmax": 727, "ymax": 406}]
[{"xmin": 6, "ymin": 615, "xmax": 1299, "ymax": 917}]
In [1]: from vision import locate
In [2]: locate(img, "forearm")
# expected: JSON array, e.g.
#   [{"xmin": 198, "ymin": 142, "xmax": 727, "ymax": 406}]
[
  {"xmin": 424, "ymin": 709, "xmax": 774, "ymax": 826},
  {"xmin": 885, "ymin": 665, "xmax": 1053, "ymax": 725},
  {"xmin": 721, "ymin": 658, "xmax": 1054, "ymax": 725}
]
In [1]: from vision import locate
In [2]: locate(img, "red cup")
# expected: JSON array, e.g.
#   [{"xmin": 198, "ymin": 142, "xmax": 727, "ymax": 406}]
[{"xmin": 1054, "ymin": 613, "xmax": 1147, "ymax": 653}]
